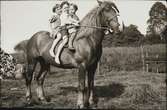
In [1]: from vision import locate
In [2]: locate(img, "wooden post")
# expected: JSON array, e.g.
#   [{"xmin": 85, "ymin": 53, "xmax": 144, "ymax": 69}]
[
  {"xmin": 146, "ymin": 51, "xmax": 149, "ymax": 72},
  {"xmin": 156, "ymin": 54, "xmax": 159, "ymax": 73},
  {"xmin": 141, "ymin": 45, "xmax": 145, "ymax": 72}
]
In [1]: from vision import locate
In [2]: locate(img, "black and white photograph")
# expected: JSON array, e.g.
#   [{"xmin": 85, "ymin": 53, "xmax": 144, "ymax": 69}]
[{"xmin": 0, "ymin": 0, "xmax": 166, "ymax": 109}]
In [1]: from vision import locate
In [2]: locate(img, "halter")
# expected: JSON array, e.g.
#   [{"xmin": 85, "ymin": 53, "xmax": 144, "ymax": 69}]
[{"xmin": 107, "ymin": 14, "xmax": 120, "ymax": 24}]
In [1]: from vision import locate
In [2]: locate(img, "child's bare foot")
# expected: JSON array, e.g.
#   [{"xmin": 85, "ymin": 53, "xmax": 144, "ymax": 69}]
[
  {"xmin": 68, "ymin": 46, "xmax": 75, "ymax": 50},
  {"xmin": 49, "ymin": 49, "xmax": 55, "ymax": 57},
  {"xmin": 55, "ymin": 56, "xmax": 60, "ymax": 64}
]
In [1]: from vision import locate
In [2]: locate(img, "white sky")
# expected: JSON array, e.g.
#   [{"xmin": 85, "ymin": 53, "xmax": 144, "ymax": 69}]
[{"xmin": 1, "ymin": 0, "xmax": 166, "ymax": 53}]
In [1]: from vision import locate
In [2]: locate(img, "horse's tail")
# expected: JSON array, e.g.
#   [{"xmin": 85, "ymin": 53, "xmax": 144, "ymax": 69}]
[
  {"xmin": 14, "ymin": 39, "xmax": 29, "ymax": 53},
  {"xmin": 14, "ymin": 39, "xmax": 29, "ymax": 64}
]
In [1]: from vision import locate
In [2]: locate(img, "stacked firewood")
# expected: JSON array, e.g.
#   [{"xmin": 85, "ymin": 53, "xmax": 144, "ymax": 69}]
[{"xmin": 0, "ymin": 48, "xmax": 16, "ymax": 79}]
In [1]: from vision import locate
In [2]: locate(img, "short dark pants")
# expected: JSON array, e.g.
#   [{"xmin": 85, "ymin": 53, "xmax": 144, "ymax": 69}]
[{"xmin": 59, "ymin": 25, "xmax": 69, "ymax": 37}]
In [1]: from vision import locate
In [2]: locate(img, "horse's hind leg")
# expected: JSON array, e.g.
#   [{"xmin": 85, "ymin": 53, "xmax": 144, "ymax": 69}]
[
  {"xmin": 35, "ymin": 59, "xmax": 49, "ymax": 103},
  {"xmin": 25, "ymin": 61, "xmax": 37, "ymax": 102}
]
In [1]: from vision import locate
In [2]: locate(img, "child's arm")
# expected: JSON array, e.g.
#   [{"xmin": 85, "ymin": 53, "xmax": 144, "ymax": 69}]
[
  {"xmin": 49, "ymin": 15, "xmax": 58, "ymax": 23},
  {"xmin": 68, "ymin": 17, "xmax": 80, "ymax": 25}
]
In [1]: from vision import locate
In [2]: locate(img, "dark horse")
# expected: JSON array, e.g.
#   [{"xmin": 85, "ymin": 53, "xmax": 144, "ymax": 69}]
[{"xmin": 15, "ymin": 0, "xmax": 123, "ymax": 108}]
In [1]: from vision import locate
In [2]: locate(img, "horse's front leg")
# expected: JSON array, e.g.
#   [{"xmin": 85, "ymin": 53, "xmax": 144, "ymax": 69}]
[
  {"xmin": 87, "ymin": 62, "xmax": 98, "ymax": 107},
  {"xmin": 77, "ymin": 64, "xmax": 87, "ymax": 108}
]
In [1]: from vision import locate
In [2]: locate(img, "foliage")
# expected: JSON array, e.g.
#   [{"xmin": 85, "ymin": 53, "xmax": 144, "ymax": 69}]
[
  {"xmin": 147, "ymin": 2, "xmax": 167, "ymax": 36},
  {"xmin": 143, "ymin": 34, "xmax": 166, "ymax": 44},
  {"xmin": 103, "ymin": 24, "xmax": 144, "ymax": 47}
]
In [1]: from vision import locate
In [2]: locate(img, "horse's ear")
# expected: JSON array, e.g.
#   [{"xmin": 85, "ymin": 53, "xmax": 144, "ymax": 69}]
[{"xmin": 97, "ymin": 0, "xmax": 103, "ymax": 6}]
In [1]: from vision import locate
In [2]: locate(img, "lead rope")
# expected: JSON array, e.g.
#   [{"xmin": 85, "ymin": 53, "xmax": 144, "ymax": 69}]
[
  {"xmin": 77, "ymin": 25, "xmax": 110, "ymax": 30},
  {"xmin": 76, "ymin": 14, "xmax": 120, "ymax": 30}
]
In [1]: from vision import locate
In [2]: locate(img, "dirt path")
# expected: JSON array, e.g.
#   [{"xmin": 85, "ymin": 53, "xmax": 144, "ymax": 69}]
[{"xmin": 0, "ymin": 69, "xmax": 166, "ymax": 109}]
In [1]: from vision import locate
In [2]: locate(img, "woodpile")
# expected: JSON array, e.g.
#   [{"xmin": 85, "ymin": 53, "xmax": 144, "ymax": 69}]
[{"xmin": 0, "ymin": 48, "xmax": 16, "ymax": 79}]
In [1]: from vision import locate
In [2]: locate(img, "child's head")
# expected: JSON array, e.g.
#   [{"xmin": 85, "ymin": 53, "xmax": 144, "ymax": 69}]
[
  {"xmin": 60, "ymin": 1, "xmax": 70, "ymax": 13},
  {"xmin": 69, "ymin": 4, "xmax": 78, "ymax": 14},
  {"xmin": 52, "ymin": 4, "xmax": 61, "ymax": 15}
]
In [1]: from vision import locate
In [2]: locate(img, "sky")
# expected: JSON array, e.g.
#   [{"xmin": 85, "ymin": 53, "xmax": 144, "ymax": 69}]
[{"xmin": 0, "ymin": 0, "xmax": 166, "ymax": 53}]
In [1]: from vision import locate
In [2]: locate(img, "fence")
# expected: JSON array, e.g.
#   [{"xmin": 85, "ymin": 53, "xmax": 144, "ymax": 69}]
[{"xmin": 141, "ymin": 45, "xmax": 167, "ymax": 73}]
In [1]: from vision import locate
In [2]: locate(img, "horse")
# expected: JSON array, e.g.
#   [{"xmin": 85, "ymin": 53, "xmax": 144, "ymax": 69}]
[{"xmin": 14, "ymin": 0, "xmax": 123, "ymax": 108}]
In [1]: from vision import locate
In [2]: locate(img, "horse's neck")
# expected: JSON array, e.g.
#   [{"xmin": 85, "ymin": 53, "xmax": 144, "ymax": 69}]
[
  {"xmin": 74, "ymin": 6, "xmax": 105, "ymax": 47},
  {"xmin": 75, "ymin": 25, "xmax": 105, "ymax": 47}
]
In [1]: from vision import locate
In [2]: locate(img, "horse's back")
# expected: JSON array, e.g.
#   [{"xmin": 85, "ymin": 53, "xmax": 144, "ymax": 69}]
[{"xmin": 27, "ymin": 31, "xmax": 52, "ymax": 62}]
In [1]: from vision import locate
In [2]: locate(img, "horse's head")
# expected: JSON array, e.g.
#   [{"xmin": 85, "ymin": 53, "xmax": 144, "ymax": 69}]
[{"xmin": 97, "ymin": 0, "xmax": 123, "ymax": 34}]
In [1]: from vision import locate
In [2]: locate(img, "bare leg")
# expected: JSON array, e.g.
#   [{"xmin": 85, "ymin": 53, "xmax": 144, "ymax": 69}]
[
  {"xmin": 49, "ymin": 33, "xmax": 61, "ymax": 57},
  {"xmin": 55, "ymin": 36, "xmax": 68, "ymax": 64},
  {"xmin": 68, "ymin": 32, "xmax": 76, "ymax": 50},
  {"xmin": 77, "ymin": 64, "xmax": 87, "ymax": 108},
  {"xmin": 87, "ymin": 62, "xmax": 98, "ymax": 107}
]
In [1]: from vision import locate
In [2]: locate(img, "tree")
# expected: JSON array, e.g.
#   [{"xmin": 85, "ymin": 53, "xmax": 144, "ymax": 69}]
[
  {"xmin": 119, "ymin": 24, "xmax": 144, "ymax": 46},
  {"xmin": 147, "ymin": 2, "xmax": 167, "ymax": 39}
]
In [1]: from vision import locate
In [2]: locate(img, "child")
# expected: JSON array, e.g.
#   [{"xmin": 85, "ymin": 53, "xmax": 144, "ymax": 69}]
[
  {"xmin": 50, "ymin": 1, "xmax": 79, "ymax": 64},
  {"xmin": 49, "ymin": 3, "xmax": 61, "ymax": 38},
  {"xmin": 68, "ymin": 3, "xmax": 80, "ymax": 49},
  {"xmin": 49, "ymin": 3, "xmax": 62, "ymax": 57}
]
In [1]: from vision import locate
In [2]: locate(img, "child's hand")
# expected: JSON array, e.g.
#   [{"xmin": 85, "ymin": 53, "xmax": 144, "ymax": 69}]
[{"xmin": 73, "ymin": 22, "xmax": 79, "ymax": 26}]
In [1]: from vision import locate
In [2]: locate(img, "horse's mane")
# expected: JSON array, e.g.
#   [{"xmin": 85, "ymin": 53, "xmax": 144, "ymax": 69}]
[
  {"xmin": 76, "ymin": 6, "xmax": 103, "ymax": 40},
  {"xmin": 75, "ymin": 1, "xmax": 120, "ymax": 40}
]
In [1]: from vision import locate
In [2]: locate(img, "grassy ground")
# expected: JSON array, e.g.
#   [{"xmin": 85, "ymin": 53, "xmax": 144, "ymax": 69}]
[
  {"xmin": 3, "ymin": 44, "xmax": 165, "ymax": 109},
  {"xmin": 1, "ymin": 68, "xmax": 166, "ymax": 109}
]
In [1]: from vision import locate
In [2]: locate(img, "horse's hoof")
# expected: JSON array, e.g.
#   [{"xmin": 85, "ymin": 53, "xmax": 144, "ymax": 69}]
[
  {"xmin": 77, "ymin": 103, "xmax": 89, "ymax": 109},
  {"xmin": 77, "ymin": 104, "xmax": 84, "ymax": 109},
  {"xmin": 89, "ymin": 97, "xmax": 98, "ymax": 108},
  {"xmin": 89, "ymin": 103, "xmax": 97, "ymax": 109},
  {"xmin": 38, "ymin": 98, "xmax": 49, "ymax": 104},
  {"xmin": 26, "ymin": 96, "xmax": 31, "ymax": 102},
  {"xmin": 25, "ymin": 99, "xmax": 33, "ymax": 106}
]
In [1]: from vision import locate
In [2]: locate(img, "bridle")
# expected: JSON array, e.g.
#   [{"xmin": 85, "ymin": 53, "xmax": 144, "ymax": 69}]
[{"xmin": 78, "ymin": 14, "xmax": 120, "ymax": 31}]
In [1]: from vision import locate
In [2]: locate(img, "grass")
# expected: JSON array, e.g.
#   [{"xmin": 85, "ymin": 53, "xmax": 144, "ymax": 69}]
[
  {"xmin": 1, "ymin": 70, "xmax": 166, "ymax": 109},
  {"xmin": 3, "ymin": 44, "xmax": 165, "ymax": 109}
]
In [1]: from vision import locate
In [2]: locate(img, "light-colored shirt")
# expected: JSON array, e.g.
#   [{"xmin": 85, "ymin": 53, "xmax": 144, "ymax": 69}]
[
  {"xmin": 49, "ymin": 14, "xmax": 61, "ymax": 35},
  {"xmin": 60, "ymin": 12, "xmax": 79, "ymax": 26}
]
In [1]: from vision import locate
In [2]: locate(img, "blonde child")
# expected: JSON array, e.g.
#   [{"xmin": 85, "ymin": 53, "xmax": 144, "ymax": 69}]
[
  {"xmin": 68, "ymin": 3, "xmax": 80, "ymax": 49},
  {"xmin": 49, "ymin": 4, "xmax": 62, "ymax": 57},
  {"xmin": 50, "ymin": 1, "xmax": 79, "ymax": 64},
  {"xmin": 49, "ymin": 4, "xmax": 61, "ymax": 38}
]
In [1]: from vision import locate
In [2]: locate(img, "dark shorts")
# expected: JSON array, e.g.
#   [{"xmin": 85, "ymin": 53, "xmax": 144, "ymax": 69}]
[{"xmin": 59, "ymin": 26, "xmax": 69, "ymax": 37}]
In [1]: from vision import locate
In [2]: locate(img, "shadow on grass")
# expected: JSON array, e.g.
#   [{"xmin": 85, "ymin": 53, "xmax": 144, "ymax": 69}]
[
  {"xmin": 59, "ymin": 82, "xmax": 125, "ymax": 98},
  {"xmin": 95, "ymin": 83, "xmax": 125, "ymax": 98}
]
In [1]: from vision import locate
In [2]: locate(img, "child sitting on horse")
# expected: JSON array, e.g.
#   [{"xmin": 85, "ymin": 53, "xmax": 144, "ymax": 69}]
[
  {"xmin": 49, "ymin": 3, "xmax": 61, "ymax": 38},
  {"xmin": 68, "ymin": 3, "xmax": 80, "ymax": 50},
  {"xmin": 50, "ymin": 1, "xmax": 80, "ymax": 64}
]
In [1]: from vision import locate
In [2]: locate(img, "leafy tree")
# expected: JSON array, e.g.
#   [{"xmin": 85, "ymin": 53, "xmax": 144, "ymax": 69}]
[
  {"xmin": 147, "ymin": 2, "xmax": 167, "ymax": 39},
  {"xmin": 120, "ymin": 24, "xmax": 144, "ymax": 46}
]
